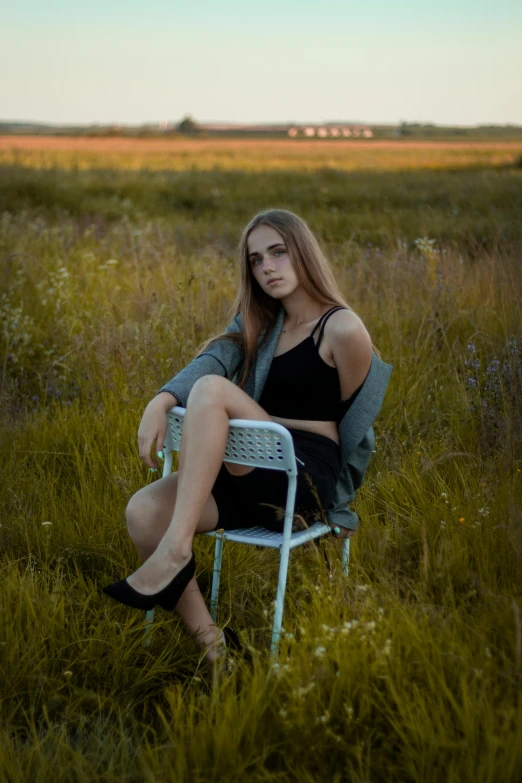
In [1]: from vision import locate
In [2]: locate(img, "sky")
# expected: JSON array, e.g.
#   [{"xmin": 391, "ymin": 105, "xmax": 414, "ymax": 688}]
[{"xmin": 2, "ymin": 0, "xmax": 521, "ymax": 126}]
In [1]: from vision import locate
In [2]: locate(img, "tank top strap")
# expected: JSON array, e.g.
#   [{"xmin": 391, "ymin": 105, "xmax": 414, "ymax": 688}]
[{"xmin": 311, "ymin": 306, "xmax": 347, "ymax": 349}]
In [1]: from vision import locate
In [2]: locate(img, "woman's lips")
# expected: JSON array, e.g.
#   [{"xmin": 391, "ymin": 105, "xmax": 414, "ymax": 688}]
[{"xmin": 267, "ymin": 278, "xmax": 282, "ymax": 285}]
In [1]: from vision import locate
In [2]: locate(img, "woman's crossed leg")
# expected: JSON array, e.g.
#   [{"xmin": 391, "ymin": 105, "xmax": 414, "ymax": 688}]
[
  {"xmin": 126, "ymin": 471, "xmax": 223, "ymax": 666},
  {"xmin": 125, "ymin": 374, "xmax": 272, "ymax": 661}
]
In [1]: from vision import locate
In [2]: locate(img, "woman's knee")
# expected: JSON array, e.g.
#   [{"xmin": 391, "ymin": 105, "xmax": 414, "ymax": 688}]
[
  {"xmin": 125, "ymin": 489, "xmax": 151, "ymax": 540},
  {"xmin": 188, "ymin": 374, "xmax": 230, "ymax": 405},
  {"xmin": 125, "ymin": 476, "xmax": 177, "ymax": 542}
]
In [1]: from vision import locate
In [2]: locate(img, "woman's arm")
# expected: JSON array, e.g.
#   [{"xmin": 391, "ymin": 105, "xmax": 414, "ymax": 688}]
[
  {"xmin": 138, "ymin": 391, "xmax": 179, "ymax": 469},
  {"xmin": 139, "ymin": 314, "xmax": 245, "ymax": 469},
  {"xmin": 158, "ymin": 314, "xmax": 244, "ymax": 406},
  {"xmin": 327, "ymin": 310, "xmax": 373, "ymax": 401}
]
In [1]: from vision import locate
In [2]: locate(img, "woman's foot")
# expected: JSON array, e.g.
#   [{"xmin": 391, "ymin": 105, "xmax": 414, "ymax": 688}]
[
  {"xmin": 126, "ymin": 546, "xmax": 193, "ymax": 595},
  {"xmin": 102, "ymin": 551, "xmax": 195, "ymax": 611}
]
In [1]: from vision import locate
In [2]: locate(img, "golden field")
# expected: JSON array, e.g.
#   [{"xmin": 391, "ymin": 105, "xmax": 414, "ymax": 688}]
[{"xmin": 0, "ymin": 137, "xmax": 521, "ymax": 782}]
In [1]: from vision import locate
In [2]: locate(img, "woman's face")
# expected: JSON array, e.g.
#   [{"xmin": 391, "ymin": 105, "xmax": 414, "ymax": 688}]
[{"xmin": 247, "ymin": 224, "xmax": 300, "ymax": 299}]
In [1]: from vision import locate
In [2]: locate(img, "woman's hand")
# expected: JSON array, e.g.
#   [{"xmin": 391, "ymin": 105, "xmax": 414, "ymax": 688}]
[
  {"xmin": 137, "ymin": 392, "xmax": 177, "ymax": 469},
  {"xmin": 330, "ymin": 525, "xmax": 355, "ymax": 539}
]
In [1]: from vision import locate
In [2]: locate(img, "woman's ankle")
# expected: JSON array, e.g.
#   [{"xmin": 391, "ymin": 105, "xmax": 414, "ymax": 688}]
[{"xmin": 203, "ymin": 629, "xmax": 227, "ymax": 664}]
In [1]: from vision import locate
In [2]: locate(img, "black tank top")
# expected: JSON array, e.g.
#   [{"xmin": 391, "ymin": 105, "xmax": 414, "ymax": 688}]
[{"xmin": 259, "ymin": 306, "xmax": 364, "ymax": 423}]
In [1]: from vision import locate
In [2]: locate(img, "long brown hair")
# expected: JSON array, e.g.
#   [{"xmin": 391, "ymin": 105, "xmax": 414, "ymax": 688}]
[{"xmin": 199, "ymin": 209, "xmax": 372, "ymax": 388}]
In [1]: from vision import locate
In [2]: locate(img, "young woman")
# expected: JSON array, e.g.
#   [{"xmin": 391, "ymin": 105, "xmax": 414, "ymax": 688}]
[{"xmin": 103, "ymin": 209, "xmax": 391, "ymax": 672}]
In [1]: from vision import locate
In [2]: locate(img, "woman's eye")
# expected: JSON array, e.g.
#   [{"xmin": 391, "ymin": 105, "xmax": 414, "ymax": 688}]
[{"xmin": 275, "ymin": 249, "xmax": 285, "ymax": 256}]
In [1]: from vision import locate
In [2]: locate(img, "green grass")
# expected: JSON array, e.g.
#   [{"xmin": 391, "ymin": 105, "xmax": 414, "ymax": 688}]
[{"xmin": 1, "ymin": 144, "xmax": 522, "ymax": 781}]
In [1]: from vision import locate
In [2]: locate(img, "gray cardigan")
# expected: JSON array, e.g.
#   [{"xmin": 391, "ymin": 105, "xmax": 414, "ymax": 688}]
[{"xmin": 160, "ymin": 307, "xmax": 392, "ymax": 530}]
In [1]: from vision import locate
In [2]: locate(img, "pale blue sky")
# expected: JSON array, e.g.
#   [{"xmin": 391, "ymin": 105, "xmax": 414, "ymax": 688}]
[{"xmin": 2, "ymin": 0, "xmax": 521, "ymax": 125}]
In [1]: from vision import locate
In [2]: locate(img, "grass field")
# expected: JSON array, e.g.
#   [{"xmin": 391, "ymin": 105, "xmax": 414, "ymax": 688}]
[{"xmin": 1, "ymin": 138, "xmax": 521, "ymax": 782}]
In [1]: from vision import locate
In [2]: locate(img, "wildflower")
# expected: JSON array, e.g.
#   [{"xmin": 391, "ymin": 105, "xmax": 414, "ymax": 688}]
[
  {"xmin": 344, "ymin": 705, "xmax": 354, "ymax": 720},
  {"xmin": 314, "ymin": 646, "xmax": 326, "ymax": 658},
  {"xmin": 279, "ymin": 708, "xmax": 288, "ymax": 718},
  {"xmin": 478, "ymin": 508, "xmax": 489, "ymax": 516},
  {"xmin": 440, "ymin": 492, "xmax": 447, "ymax": 498},
  {"xmin": 440, "ymin": 520, "xmax": 446, "ymax": 527},
  {"xmin": 327, "ymin": 730, "xmax": 343, "ymax": 744},
  {"xmin": 42, "ymin": 521, "xmax": 52, "ymax": 527},
  {"xmin": 63, "ymin": 671, "xmax": 72, "ymax": 678},
  {"xmin": 382, "ymin": 638, "xmax": 392, "ymax": 655},
  {"xmin": 296, "ymin": 682, "xmax": 316, "ymax": 697},
  {"xmin": 106, "ymin": 259, "xmax": 119, "ymax": 265},
  {"xmin": 459, "ymin": 517, "xmax": 465, "ymax": 523},
  {"xmin": 285, "ymin": 632, "xmax": 294, "ymax": 640},
  {"xmin": 316, "ymin": 710, "xmax": 330, "ymax": 724},
  {"xmin": 467, "ymin": 342, "xmax": 476, "ymax": 354},
  {"xmin": 366, "ymin": 621, "xmax": 376, "ymax": 632}
]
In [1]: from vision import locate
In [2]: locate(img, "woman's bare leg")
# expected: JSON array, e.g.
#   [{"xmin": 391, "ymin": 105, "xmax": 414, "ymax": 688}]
[
  {"xmin": 126, "ymin": 472, "xmax": 227, "ymax": 663},
  {"xmin": 126, "ymin": 375, "xmax": 271, "ymax": 595}
]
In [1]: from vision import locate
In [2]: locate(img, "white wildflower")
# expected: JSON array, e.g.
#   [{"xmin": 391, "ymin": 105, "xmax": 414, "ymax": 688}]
[
  {"xmin": 316, "ymin": 710, "xmax": 330, "ymax": 724},
  {"xmin": 296, "ymin": 682, "xmax": 316, "ymax": 698}
]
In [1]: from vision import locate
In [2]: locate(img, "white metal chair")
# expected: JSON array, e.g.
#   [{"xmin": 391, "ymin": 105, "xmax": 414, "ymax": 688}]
[{"xmin": 144, "ymin": 406, "xmax": 350, "ymax": 658}]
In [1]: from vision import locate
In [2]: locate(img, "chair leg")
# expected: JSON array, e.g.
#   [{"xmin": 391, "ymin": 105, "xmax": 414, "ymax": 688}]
[
  {"xmin": 270, "ymin": 474, "xmax": 297, "ymax": 659},
  {"xmin": 209, "ymin": 532, "xmax": 224, "ymax": 623},
  {"xmin": 270, "ymin": 544, "xmax": 291, "ymax": 659},
  {"xmin": 342, "ymin": 538, "xmax": 350, "ymax": 576},
  {"xmin": 143, "ymin": 609, "xmax": 155, "ymax": 648}
]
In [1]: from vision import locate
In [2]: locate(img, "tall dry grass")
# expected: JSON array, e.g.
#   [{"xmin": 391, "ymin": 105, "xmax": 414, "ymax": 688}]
[{"xmin": 1, "ymin": 150, "xmax": 521, "ymax": 781}]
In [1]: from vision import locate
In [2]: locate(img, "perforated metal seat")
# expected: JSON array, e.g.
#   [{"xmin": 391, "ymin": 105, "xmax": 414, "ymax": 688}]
[{"xmin": 144, "ymin": 407, "xmax": 350, "ymax": 658}]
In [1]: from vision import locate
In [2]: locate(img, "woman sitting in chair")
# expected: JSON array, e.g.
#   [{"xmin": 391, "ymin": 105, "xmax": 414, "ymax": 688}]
[{"xmin": 103, "ymin": 209, "xmax": 391, "ymax": 671}]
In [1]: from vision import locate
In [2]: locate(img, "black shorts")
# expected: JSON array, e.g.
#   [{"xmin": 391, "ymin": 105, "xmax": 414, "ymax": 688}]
[{"xmin": 210, "ymin": 428, "xmax": 342, "ymax": 533}]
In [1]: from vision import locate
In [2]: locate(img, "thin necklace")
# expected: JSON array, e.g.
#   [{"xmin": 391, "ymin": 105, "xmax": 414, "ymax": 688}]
[{"xmin": 281, "ymin": 314, "xmax": 321, "ymax": 334}]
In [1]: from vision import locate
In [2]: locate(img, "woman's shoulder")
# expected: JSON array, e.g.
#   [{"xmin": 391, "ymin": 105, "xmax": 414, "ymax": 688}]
[{"xmin": 324, "ymin": 308, "xmax": 372, "ymax": 352}]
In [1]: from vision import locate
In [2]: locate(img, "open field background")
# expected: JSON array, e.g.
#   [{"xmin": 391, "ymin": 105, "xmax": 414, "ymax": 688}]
[
  {"xmin": 1, "ymin": 138, "xmax": 522, "ymax": 782},
  {"xmin": 2, "ymin": 135, "xmax": 522, "ymax": 172}
]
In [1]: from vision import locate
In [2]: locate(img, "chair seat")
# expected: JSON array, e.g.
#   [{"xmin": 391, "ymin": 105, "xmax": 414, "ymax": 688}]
[{"xmin": 204, "ymin": 520, "xmax": 331, "ymax": 549}]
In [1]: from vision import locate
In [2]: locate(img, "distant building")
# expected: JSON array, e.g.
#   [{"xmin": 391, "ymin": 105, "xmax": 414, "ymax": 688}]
[{"xmin": 196, "ymin": 122, "xmax": 374, "ymax": 138}]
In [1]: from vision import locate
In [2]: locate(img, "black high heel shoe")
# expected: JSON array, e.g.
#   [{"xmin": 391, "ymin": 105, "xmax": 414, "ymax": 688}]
[
  {"xmin": 102, "ymin": 552, "xmax": 196, "ymax": 611},
  {"xmin": 222, "ymin": 626, "xmax": 253, "ymax": 666},
  {"xmin": 222, "ymin": 626, "xmax": 242, "ymax": 652}
]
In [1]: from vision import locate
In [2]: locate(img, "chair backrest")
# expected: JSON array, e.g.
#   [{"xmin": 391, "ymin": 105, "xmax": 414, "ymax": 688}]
[{"xmin": 164, "ymin": 407, "xmax": 298, "ymax": 476}]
